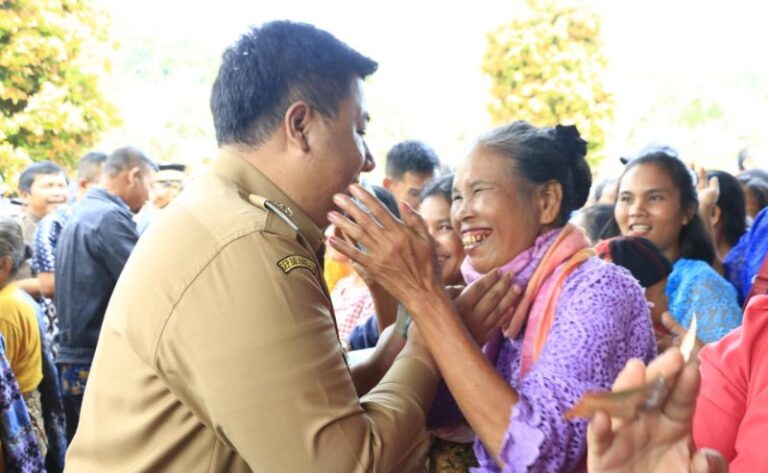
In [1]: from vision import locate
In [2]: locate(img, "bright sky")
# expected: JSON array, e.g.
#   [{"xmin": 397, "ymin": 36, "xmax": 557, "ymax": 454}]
[{"xmin": 94, "ymin": 0, "xmax": 768, "ymax": 179}]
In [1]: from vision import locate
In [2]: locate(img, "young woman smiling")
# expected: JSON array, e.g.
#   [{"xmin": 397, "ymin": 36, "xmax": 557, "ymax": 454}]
[
  {"xmin": 610, "ymin": 151, "xmax": 742, "ymax": 343},
  {"xmin": 329, "ymin": 121, "xmax": 655, "ymax": 472}
]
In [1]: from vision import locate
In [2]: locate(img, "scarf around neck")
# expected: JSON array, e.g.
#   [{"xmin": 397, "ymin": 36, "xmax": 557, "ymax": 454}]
[{"xmin": 461, "ymin": 224, "xmax": 593, "ymax": 377}]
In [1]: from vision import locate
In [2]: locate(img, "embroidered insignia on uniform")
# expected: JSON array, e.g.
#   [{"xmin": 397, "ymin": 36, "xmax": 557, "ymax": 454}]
[
  {"xmin": 271, "ymin": 201, "xmax": 294, "ymax": 217},
  {"xmin": 277, "ymin": 255, "xmax": 316, "ymax": 274}
]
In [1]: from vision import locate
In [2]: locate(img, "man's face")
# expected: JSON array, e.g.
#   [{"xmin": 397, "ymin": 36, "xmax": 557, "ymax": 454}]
[
  {"xmin": 22, "ymin": 172, "xmax": 68, "ymax": 218},
  {"xmin": 124, "ymin": 167, "xmax": 155, "ymax": 213},
  {"xmin": 311, "ymin": 78, "xmax": 375, "ymax": 226},
  {"xmin": 386, "ymin": 171, "xmax": 435, "ymax": 210},
  {"xmin": 152, "ymin": 181, "xmax": 183, "ymax": 209}
]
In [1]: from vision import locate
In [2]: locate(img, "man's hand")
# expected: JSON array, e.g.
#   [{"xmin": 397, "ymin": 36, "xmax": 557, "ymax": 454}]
[{"xmin": 587, "ymin": 349, "xmax": 727, "ymax": 473}]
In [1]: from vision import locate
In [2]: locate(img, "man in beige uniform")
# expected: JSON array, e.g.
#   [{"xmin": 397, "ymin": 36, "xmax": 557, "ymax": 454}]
[{"xmin": 65, "ymin": 21, "xmax": 438, "ymax": 472}]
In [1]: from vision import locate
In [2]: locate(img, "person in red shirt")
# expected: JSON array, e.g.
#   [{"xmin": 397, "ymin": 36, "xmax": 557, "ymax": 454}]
[{"xmin": 693, "ymin": 294, "xmax": 768, "ymax": 471}]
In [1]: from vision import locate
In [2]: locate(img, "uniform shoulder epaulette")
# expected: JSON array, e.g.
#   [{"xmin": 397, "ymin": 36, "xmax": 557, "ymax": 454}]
[{"xmin": 248, "ymin": 194, "xmax": 299, "ymax": 232}]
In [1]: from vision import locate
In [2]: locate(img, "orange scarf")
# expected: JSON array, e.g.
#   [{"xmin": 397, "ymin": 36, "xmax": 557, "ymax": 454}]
[{"xmin": 503, "ymin": 224, "xmax": 593, "ymax": 377}]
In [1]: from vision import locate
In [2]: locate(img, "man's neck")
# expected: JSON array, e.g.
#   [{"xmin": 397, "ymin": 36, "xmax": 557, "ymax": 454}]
[{"xmin": 220, "ymin": 144, "xmax": 321, "ymax": 227}]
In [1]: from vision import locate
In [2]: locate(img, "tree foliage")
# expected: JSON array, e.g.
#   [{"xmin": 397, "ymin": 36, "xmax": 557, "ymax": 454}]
[
  {"xmin": 482, "ymin": 0, "xmax": 613, "ymax": 168},
  {"xmin": 0, "ymin": 0, "xmax": 119, "ymax": 186}
]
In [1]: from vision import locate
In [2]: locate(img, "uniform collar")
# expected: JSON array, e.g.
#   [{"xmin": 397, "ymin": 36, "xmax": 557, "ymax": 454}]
[{"xmin": 212, "ymin": 148, "xmax": 324, "ymax": 253}]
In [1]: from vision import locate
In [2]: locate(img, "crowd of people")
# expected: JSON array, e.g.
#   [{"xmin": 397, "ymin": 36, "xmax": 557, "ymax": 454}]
[{"xmin": 0, "ymin": 19, "xmax": 765, "ymax": 473}]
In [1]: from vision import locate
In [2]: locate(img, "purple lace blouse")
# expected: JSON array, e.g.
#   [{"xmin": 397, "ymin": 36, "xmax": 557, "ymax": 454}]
[{"xmin": 431, "ymin": 229, "xmax": 657, "ymax": 472}]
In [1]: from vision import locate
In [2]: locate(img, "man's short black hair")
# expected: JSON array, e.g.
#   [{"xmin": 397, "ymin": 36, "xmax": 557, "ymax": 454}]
[
  {"xmin": 210, "ymin": 21, "xmax": 378, "ymax": 148},
  {"xmin": 78, "ymin": 151, "xmax": 108, "ymax": 184},
  {"xmin": 103, "ymin": 147, "xmax": 157, "ymax": 176},
  {"xmin": 385, "ymin": 140, "xmax": 440, "ymax": 180},
  {"xmin": 18, "ymin": 161, "xmax": 66, "ymax": 193}
]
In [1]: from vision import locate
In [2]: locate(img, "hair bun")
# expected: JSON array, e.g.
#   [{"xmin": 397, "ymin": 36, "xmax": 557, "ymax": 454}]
[{"xmin": 554, "ymin": 125, "xmax": 588, "ymax": 159}]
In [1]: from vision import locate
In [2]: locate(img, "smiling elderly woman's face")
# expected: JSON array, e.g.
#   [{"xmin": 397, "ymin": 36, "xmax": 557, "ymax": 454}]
[{"xmin": 450, "ymin": 146, "xmax": 546, "ymax": 274}]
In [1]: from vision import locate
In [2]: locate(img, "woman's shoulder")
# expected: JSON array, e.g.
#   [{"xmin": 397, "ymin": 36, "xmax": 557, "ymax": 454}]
[
  {"xmin": 561, "ymin": 257, "xmax": 646, "ymax": 305},
  {"xmin": 670, "ymin": 258, "xmax": 735, "ymax": 294}
]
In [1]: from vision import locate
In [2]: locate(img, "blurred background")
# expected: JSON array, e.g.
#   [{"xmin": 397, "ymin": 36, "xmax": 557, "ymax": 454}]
[{"xmin": 2, "ymin": 0, "xmax": 767, "ymax": 188}]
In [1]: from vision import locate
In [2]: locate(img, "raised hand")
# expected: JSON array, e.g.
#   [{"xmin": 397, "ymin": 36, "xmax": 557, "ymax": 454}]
[
  {"xmin": 587, "ymin": 350, "xmax": 727, "ymax": 473},
  {"xmin": 328, "ymin": 184, "xmax": 443, "ymax": 310}
]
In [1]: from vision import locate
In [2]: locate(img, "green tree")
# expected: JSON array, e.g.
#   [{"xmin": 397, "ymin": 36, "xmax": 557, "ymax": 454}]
[
  {"xmin": 482, "ymin": 0, "xmax": 613, "ymax": 168},
  {"xmin": 0, "ymin": 0, "xmax": 119, "ymax": 186}
]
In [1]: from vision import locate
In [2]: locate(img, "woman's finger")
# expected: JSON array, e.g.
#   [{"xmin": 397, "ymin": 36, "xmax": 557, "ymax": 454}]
[
  {"xmin": 644, "ymin": 347, "xmax": 685, "ymax": 382},
  {"xmin": 327, "ymin": 233, "xmax": 373, "ymax": 268},
  {"xmin": 587, "ymin": 410, "xmax": 614, "ymax": 457},
  {"xmin": 328, "ymin": 210, "xmax": 372, "ymax": 250},
  {"xmin": 661, "ymin": 358, "xmax": 700, "ymax": 424},
  {"xmin": 348, "ymin": 184, "xmax": 400, "ymax": 230},
  {"xmin": 457, "ymin": 269, "xmax": 502, "ymax": 310},
  {"xmin": 691, "ymin": 449, "xmax": 728, "ymax": 473},
  {"xmin": 400, "ymin": 201, "xmax": 432, "ymax": 242}
]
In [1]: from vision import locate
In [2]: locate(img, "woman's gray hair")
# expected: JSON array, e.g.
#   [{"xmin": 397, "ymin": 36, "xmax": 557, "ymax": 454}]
[
  {"xmin": 0, "ymin": 217, "xmax": 27, "ymax": 276},
  {"xmin": 474, "ymin": 121, "xmax": 591, "ymax": 225}
]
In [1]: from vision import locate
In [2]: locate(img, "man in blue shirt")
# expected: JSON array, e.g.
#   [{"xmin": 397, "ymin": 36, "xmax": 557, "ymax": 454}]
[
  {"xmin": 54, "ymin": 146, "xmax": 156, "ymax": 442},
  {"xmin": 32, "ymin": 152, "xmax": 107, "ymax": 348}
]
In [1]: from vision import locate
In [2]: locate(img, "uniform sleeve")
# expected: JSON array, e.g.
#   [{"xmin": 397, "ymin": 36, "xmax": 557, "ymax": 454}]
[
  {"xmin": 155, "ymin": 231, "xmax": 436, "ymax": 473},
  {"xmin": 494, "ymin": 266, "xmax": 655, "ymax": 472},
  {"xmin": 97, "ymin": 212, "xmax": 139, "ymax": 281}
]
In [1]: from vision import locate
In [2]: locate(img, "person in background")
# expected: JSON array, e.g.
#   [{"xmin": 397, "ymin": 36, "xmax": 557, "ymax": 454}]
[
  {"xmin": 55, "ymin": 146, "xmax": 156, "ymax": 442},
  {"xmin": 151, "ymin": 163, "xmax": 186, "ymax": 210},
  {"xmin": 14, "ymin": 162, "xmax": 69, "ymax": 299},
  {"xmin": 609, "ymin": 149, "xmax": 742, "ymax": 343},
  {"xmin": 135, "ymin": 163, "xmax": 188, "ymax": 234},
  {"xmin": 702, "ymin": 170, "xmax": 746, "ymax": 265},
  {"xmin": 0, "ymin": 217, "xmax": 47, "ymax": 458},
  {"xmin": 418, "ymin": 174, "xmax": 477, "ymax": 473},
  {"xmin": 571, "ymin": 203, "xmax": 614, "ymax": 245},
  {"xmin": 382, "ymin": 140, "xmax": 440, "ymax": 210},
  {"xmin": 16, "ymin": 162, "xmax": 68, "ymax": 246},
  {"xmin": 594, "ymin": 236, "xmax": 677, "ymax": 349},
  {"xmin": 737, "ymin": 168, "xmax": 768, "ymax": 222},
  {"xmin": 336, "ymin": 186, "xmax": 401, "ymax": 350},
  {"xmin": 0, "ymin": 332, "xmax": 46, "ymax": 472},
  {"xmin": 724, "ymin": 205, "xmax": 768, "ymax": 306},
  {"xmin": 31, "ymin": 152, "xmax": 107, "ymax": 350},
  {"xmin": 694, "ymin": 295, "xmax": 768, "ymax": 472},
  {"xmin": 590, "ymin": 177, "xmax": 618, "ymax": 206}
]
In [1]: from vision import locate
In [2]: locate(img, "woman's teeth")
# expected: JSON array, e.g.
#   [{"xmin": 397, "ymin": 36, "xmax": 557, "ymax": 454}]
[
  {"xmin": 630, "ymin": 224, "xmax": 651, "ymax": 232},
  {"xmin": 462, "ymin": 232, "xmax": 491, "ymax": 246}
]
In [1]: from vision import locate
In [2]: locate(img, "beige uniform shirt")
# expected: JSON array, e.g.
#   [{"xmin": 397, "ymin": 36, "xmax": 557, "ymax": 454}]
[{"xmin": 64, "ymin": 151, "xmax": 437, "ymax": 472}]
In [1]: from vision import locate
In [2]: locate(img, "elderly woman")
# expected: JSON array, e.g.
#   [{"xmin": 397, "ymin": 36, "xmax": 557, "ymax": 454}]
[{"xmin": 329, "ymin": 121, "xmax": 656, "ymax": 472}]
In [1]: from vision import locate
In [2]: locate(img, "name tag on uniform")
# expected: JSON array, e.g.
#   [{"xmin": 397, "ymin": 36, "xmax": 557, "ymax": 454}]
[{"xmin": 277, "ymin": 255, "xmax": 317, "ymax": 275}]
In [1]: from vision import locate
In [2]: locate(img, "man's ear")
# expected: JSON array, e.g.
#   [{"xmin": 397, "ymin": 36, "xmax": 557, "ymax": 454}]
[
  {"xmin": 284, "ymin": 101, "xmax": 312, "ymax": 153},
  {"xmin": 19, "ymin": 190, "xmax": 31, "ymax": 203},
  {"xmin": 127, "ymin": 167, "xmax": 141, "ymax": 186},
  {"xmin": 382, "ymin": 177, "xmax": 393, "ymax": 190},
  {"xmin": 537, "ymin": 180, "xmax": 563, "ymax": 226},
  {"xmin": 78, "ymin": 177, "xmax": 90, "ymax": 191}
]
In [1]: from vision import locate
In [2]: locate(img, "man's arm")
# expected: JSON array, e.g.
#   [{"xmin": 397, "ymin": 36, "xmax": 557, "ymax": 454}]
[
  {"xmin": 14, "ymin": 277, "xmax": 42, "ymax": 299},
  {"xmin": 98, "ymin": 212, "xmax": 139, "ymax": 280},
  {"xmin": 157, "ymin": 231, "xmax": 437, "ymax": 472}
]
